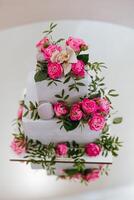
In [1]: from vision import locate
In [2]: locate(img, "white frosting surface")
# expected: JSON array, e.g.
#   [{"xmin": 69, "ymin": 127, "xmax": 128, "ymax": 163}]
[
  {"xmin": 36, "ymin": 74, "xmax": 91, "ymax": 103},
  {"xmin": 22, "ymin": 118, "xmax": 100, "ymax": 144}
]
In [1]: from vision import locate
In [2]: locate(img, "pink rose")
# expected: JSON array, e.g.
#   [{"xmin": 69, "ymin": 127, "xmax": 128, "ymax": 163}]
[
  {"xmin": 82, "ymin": 98, "xmax": 97, "ymax": 114},
  {"xmin": 36, "ymin": 37, "xmax": 49, "ymax": 49},
  {"xmin": 56, "ymin": 143, "xmax": 68, "ymax": 156},
  {"xmin": 66, "ymin": 36, "xmax": 87, "ymax": 52},
  {"xmin": 88, "ymin": 113, "xmax": 106, "ymax": 131},
  {"xmin": 71, "ymin": 60, "xmax": 85, "ymax": 77},
  {"xmin": 85, "ymin": 143, "xmax": 101, "ymax": 157},
  {"xmin": 48, "ymin": 62, "xmax": 63, "ymax": 79},
  {"xmin": 10, "ymin": 138, "xmax": 26, "ymax": 155},
  {"xmin": 70, "ymin": 103, "xmax": 83, "ymax": 121},
  {"xmin": 42, "ymin": 44, "xmax": 61, "ymax": 60},
  {"xmin": 53, "ymin": 102, "xmax": 68, "ymax": 117},
  {"xmin": 83, "ymin": 169, "xmax": 100, "ymax": 182},
  {"xmin": 96, "ymin": 97, "xmax": 110, "ymax": 114},
  {"xmin": 17, "ymin": 105, "xmax": 24, "ymax": 120}
]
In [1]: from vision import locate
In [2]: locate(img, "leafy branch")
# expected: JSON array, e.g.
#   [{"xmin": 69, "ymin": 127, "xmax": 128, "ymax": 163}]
[
  {"xmin": 88, "ymin": 62, "xmax": 107, "ymax": 74},
  {"xmin": 55, "ymin": 89, "xmax": 69, "ymax": 101},
  {"xmin": 25, "ymin": 139, "xmax": 56, "ymax": 174},
  {"xmin": 43, "ymin": 22, "xmax": 57, "ymax": 36},
  {"xmin": 23, "ymin": 101, "xmax": 40, "ymax": 120},
  {"xmin": 68, "ymin": 75, "xmax": 85, "ymax": 92},
  {"xmin": 67, "ymin": 141, "xmax": 85, "ymax": 159},
  {"xmin": 96, "ymin": 125, "xmax": 122, "ymax": 157},
  {"xmin": 47, "ymin": 78, "xmax": 62, "ymax": 86},
  {"xmin": 88, "ymin": 75, "xmax": 105, "ymax": 98}
]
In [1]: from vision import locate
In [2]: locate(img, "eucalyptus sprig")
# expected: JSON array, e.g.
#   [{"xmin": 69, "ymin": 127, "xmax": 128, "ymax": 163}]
[
  {"xmin": 55, "ymin": 89, "xmax": 69, "ymax": 101},
  {"xmin": 96, "ymin": 125, "xmax": 122, "ymax": 157},
  {"xmin": 23, "ymin": 101, "xmax": 40, "ymax": 120},
  {"xmin": 88, "ymin": 62, "xmax": 107, "ymax": 74},
  {"xmin": 43, "ymin": 22, "xmax": 57, "ymax": 36},
  {"xmin": 25, "ymin": 139, "xmax": 56, "ymax": 174},
  {"xmin": 47, "ymin": 78, "xmax": 62, "ymax": 86},
  {"xmin": 88, "ymin": 75, "xmax": 105, "ymax": 98},
  {"xmin": 42, "ymin": 22, "xmax": 65, "ymax": 45},
  {"xmin": 67, "ymin": 141, "xmax": 85, "ymax": 159},
  {"xmin": 68, "ymin": 77, "xmax": 85, "ymax": 92}
]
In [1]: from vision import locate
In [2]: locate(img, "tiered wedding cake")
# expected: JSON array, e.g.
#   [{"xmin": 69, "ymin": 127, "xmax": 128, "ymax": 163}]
[{"xmin": 10, "ymin": 23, "xmax": 122, "ymax": 183}]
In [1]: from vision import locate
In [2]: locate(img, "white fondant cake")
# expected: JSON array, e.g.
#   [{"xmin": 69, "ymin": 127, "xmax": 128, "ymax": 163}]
[{"xmin": 10, "ymin": 24, "xmax": 123, "ymax": 181}]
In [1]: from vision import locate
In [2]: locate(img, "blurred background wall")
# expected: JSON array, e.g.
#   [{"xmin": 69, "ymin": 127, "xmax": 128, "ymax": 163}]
[{"xmin": 0, "ymin": 0, "xmax": 134, "ymax": 30}]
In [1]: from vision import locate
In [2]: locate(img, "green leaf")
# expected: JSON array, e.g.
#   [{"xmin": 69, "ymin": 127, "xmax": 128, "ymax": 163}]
[
  {"xmin": 55, "ymin": 94, "xmax": 62, "ymax": 99},
  {"xmin": 29, "ymin": 101, "xmax": 35, "ymax": 109},
  {"xmin": 64, "ymin": 76, "xmax": 71, "ymax": 84},
  {"xmin": 62, "ymin": 89, "xmax": 65, "ymax": 97},
  {"xmin": 76, "ymin": 82, "xmax": 85, "ymax": 86},
  {"xmin": 64, "ymin": 168, "xmax": 79, "ymax": 176},
  {"xmin": 63, "ymin": 118, "xmax": 80, "ymax": 131},
  {"xmin": 113, "ymin": 117, "xmax": 123, "ymax": 124},
  {"xmin": 23, "ymin": 111, "xmax": 29, "ymax": 117},
  {"xmin": 34, "ymin": 70, "xmax": 47, "ymax": 82},
  {"xmin": 77, "ymin": 54, "xmax": 89, "ymax": 64},
  {"xmin": 108, "ymin": 89, "xmax": 119, "ymax": 97},
  {"xmin": 64, "ymin": 95, "xmax": 69, "ymax": 100},
  {"xmin": 109, "ymin": 93, "xmax": 119, "ymax": 97},
  {"xmin": 55, "ymin": 38, "xmax": 65, "ymax": 44}
]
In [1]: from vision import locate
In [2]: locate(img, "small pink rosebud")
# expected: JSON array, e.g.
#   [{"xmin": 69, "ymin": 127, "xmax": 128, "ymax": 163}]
[
  {"xmin": 56, "ymin": 143, "xmax": 68, "ymax": 156},
  {"xmin": 17, "ymin": 105, "xmax": 24, "ymax": 120},
  {"xmin": 85, "ymin": 143, "xmax": 101, "ymax": 157}
]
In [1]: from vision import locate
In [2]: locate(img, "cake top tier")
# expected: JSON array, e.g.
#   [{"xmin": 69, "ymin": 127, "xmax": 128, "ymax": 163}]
[{"xmin": 34, "ymin": 23, "xmax": 95, "ymax": 103}]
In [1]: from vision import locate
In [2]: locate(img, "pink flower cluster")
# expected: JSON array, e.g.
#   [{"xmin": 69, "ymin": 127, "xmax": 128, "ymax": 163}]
[
  {"xmin": 53, "ymin": 97, "xmax": 110, "ymax": 131},
  {"xmin": 83, "ymin": 169, "xmax": 100, "ymax": 182},
  {"xmin": 10, "ymin": 138, "xmax": 26, "ymax": 155},
  {"xmin": 55, "ymin": 142, "xmax": 101, "ymax": 157},
  {"xmin": 66, "ymin": 36, "xmax": 88, "ymax": 52},
  {"xmin": 36, "ymin": 36, "xmax": 88, "ymax": 79},
  {"xmin": 65, "ymin": 169, "xmax": 100, "ymax": 182}
]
